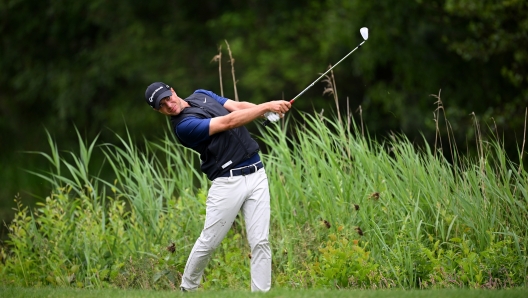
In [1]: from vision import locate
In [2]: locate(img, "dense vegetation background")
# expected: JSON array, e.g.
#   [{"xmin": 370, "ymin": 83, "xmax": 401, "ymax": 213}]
[{"xmin": 1, "ymin": 0, "xmax": 527, "ymax": 230}]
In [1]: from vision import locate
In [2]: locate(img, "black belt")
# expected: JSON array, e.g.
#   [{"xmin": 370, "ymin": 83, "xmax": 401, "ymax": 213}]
[{"xmin": 219, "ymin": 161, "xmax": 263, "ymax": 178}]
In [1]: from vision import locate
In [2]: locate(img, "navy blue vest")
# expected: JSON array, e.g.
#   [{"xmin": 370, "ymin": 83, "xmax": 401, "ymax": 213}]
[{"xmin": 170, "ymin": 93, "xmax": 260, "ymax": 180}]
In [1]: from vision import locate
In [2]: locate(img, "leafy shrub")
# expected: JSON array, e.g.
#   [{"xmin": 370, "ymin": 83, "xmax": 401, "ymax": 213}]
[
  {"xmin": 310, "ymin": 231, "xmax": 381, "ymax": 288},
  {"xmin": 1, "ymin": 189, "xmax": 188, "ymax": 289}
]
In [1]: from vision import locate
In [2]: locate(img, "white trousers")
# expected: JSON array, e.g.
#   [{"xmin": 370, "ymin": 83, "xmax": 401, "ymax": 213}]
[{"xmin": 180, "ymin": 168, "xmax": 271, "ymax": 292}]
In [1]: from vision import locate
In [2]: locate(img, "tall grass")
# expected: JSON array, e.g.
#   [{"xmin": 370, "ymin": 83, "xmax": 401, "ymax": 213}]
[
  {"xmin": 1, "ymin": 110, "xmax": 527, "ymax": 290},
  {"xmin": 260, "ymin": 111, "xmax": 527, "ymax": 288}
]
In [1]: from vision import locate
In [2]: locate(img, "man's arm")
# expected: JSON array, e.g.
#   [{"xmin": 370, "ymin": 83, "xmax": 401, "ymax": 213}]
[
  {"xmin": 209, "ymin": 100, "xmax": 291, "ymax": 135},
  {"xmin": 223, "ymin": 99, "xmax": 257, "ymax": 112}
]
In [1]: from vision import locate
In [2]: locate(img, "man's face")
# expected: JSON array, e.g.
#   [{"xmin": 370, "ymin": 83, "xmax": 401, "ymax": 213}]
[{"xmin": 157, "ymin": 89, "xmax": 183, "ymax": 116}]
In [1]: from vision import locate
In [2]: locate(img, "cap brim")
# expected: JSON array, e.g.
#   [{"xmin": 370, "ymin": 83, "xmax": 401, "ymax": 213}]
[{"xmin": 154, "ymin": 90, "xmax": 172, "ymax": 110}]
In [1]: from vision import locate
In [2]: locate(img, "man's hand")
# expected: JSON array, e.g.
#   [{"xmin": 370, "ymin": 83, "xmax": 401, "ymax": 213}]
[
  {"xmin": 261, "ymin": 100, "xmax": 291, "ymax": 126},
  {"xmin": 265, "ymin": 100, "xmax": 291, "ymax": 115}
]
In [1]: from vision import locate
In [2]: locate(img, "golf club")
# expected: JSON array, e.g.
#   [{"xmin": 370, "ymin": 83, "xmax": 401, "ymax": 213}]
[{"xmin": 263, "ymin": 27, "xmax": 369, "ymax": 126}]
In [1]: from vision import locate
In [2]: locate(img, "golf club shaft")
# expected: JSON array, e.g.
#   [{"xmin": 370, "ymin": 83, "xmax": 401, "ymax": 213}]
[
  {"xmin": 263, "ymin": 40, "xmax": 366, "ymax": 126},
  {"xmin": 290, "ymin": 40, "xmax": 365, "ymax": 104}
]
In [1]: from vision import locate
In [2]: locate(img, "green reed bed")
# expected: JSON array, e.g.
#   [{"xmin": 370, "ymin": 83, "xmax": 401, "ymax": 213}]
[
  {"xmin": 261, "ymin": 113, "xmax": 527, "ymax": 289},
  {"xmin": 1, "ymin": 114, "xmax": 526, "ymax": 290}
]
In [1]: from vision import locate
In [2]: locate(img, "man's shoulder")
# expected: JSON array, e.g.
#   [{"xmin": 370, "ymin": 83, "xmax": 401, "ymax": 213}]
[
  {"xmin": 190, "ymin": 89, "xmax": 228, "ymax": 105},
  {"xmin": 171, "ymin": 104, "xmax": 209, "ymax": 121},
  {"xmin": 170, "ymin": 109, "xmax": 206, "ymax": 127}
]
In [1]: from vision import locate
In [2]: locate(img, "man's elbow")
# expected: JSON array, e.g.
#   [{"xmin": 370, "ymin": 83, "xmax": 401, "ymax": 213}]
[
  {"xmin": 221, "ymin": 118, "xmax": 237, "ymax": 131},
  {"xmin": 209, "ymin": 117, "xmax": 235, "ymax": 135}
]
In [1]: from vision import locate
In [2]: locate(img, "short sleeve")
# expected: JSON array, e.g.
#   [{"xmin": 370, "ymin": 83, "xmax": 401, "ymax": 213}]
[{"xmin": 175, "ymin": 117, "xmax": 211, "ymax": 147}]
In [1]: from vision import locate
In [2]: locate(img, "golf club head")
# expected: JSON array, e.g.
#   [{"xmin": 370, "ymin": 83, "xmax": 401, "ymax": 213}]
[{"xmin": 360, "ymin": 27, "xmax": 369, "ymax": 40}]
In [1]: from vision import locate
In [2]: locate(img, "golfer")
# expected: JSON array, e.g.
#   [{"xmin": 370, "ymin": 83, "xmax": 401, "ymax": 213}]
[{"xmin": 144, "ymin": 82, "xmax": 290, "ymax": 292}]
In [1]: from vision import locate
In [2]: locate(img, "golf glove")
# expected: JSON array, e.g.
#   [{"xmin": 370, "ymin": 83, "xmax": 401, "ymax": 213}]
[{"xmin": 264, "ymin": 112, "xmax": 281, "ymax": 122}]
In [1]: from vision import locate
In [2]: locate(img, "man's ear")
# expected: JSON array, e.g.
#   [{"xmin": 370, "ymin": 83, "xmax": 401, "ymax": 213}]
[{"xmin": 171, "ymin": 88, "xmax": 177, "ymax": 96}]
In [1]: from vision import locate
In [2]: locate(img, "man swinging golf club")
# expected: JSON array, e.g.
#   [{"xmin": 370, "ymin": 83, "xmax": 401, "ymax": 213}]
[{"xmin": 144, "ymin": 83, "xmax": 291, "ymax": 292}]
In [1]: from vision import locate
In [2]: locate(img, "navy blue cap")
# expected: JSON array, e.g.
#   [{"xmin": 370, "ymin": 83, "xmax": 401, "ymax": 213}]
[{"xmin": 145, "ymin": 82, "xmax": 172, "ymax": 110}]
